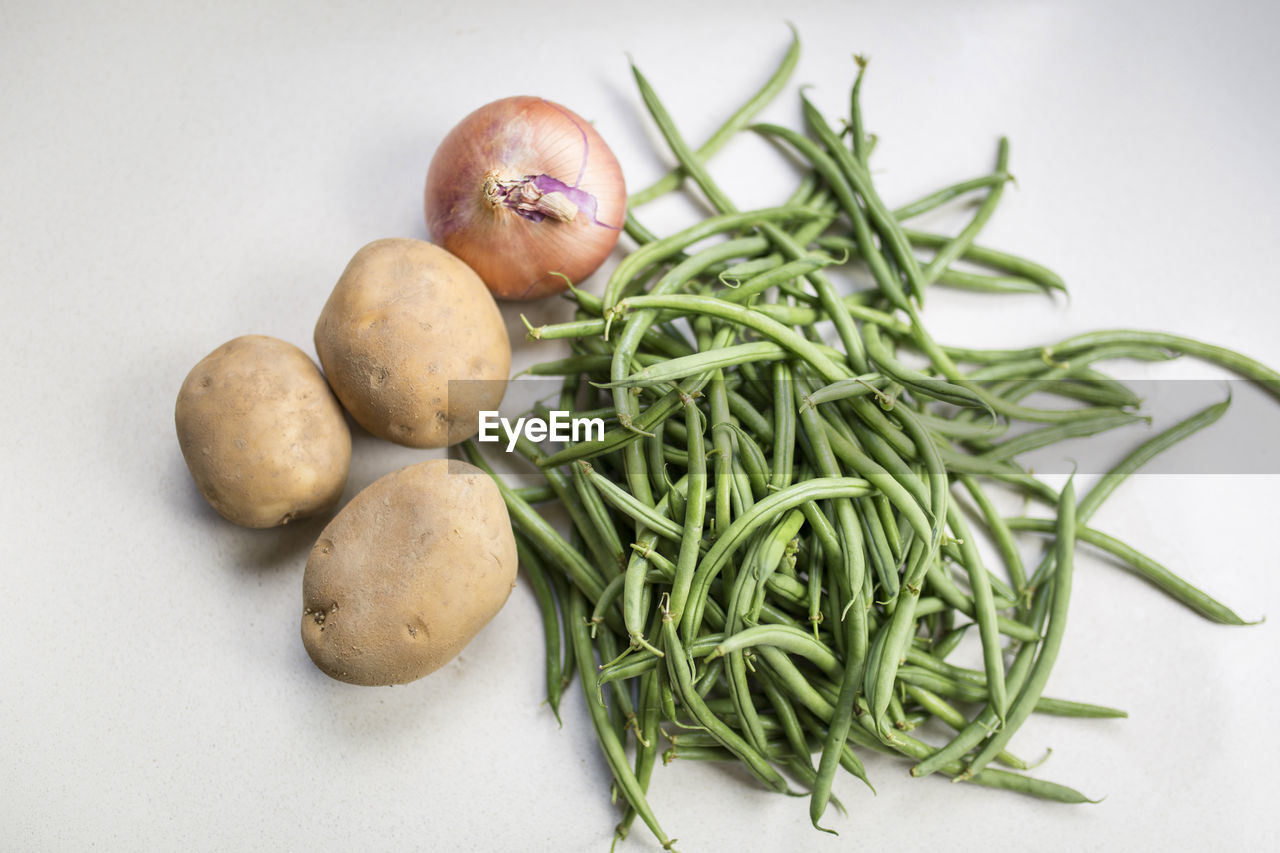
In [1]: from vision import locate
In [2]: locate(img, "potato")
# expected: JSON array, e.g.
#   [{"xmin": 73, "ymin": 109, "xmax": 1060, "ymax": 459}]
[
  {"xmin": 175, "ymin": 335, "xmax": 351, "ymax": 528},
  {"xmin": 301, "ymin": 458, "xmax": 517, "ymax": 685},
  {"xmin": 314, "ymin": 238, "xmax": 510, "ymax": 449}
]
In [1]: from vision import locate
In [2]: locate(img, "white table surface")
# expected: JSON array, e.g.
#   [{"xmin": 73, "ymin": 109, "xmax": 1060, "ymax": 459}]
[{"xmin": 3, "ymin": 1, "xmax": 1277, "ymax": 850}]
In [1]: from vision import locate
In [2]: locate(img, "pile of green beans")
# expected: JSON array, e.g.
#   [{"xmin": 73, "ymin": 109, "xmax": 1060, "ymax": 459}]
[{"xmin": 464, "ymin": 32, "xmax": 1269, "ymax": 849}]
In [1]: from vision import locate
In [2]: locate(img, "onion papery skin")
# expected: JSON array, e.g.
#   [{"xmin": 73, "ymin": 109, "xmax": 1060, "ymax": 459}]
[{"xmin": 424, "ymin": 96, "xmax": 626, "ymax": 301}]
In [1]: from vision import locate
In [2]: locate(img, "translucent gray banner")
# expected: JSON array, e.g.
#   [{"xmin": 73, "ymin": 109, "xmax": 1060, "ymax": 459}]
[{"xmin": 452, "ymin": 377, "xmax": 1280, "ymax": 481}]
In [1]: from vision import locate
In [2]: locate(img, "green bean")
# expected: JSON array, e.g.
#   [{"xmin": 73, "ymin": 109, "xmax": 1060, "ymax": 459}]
[
  {"xmin": 511, "ymin": 484, "xmax": 557, "ymax": 504},
  {"xmin": 902, "ymin": 684, "xmax": 1027, "ymax": 770},
  {"xmin": 761, "ymin": 571, "xmax": 809, "ymax": 612},
  {"xmin": 959, "ymin": 475, "xmax": 1029, "ymax": 602},
  {"xmin": 727, "ymin": 507, "xmax": 803, "ymax": 627},
  {"xmin": 897, "ymin": 330, "xmax": 1136, "ymax": 426},
  {"xmin": 757, "ymin": 668, "xmax": 816, "ymax": 780},
  {"xmin": 738, "ymin": 509, "xmax": 807, "ymax": 626},
  {"xmin": 515, "ymin": 535, "xmax": 563, "ymax": 725},
  {"xmin": 966, "ymin": 769, "xmax": 1095, "ymax": 804},
  {"xmin": 865, "ymin": 518, "xmax": 943, "ymax": 734},
  {"xmin": 647, "ymin": 422, "xmax": 670, "ymax": 504},
  {"xmin": 873, "ymin": 492, "xmax": 904, "ymax": 562},
  {"xmin": 811, "ymin": 600, "xmax": 868, "ymax": 832},
  {"xmin": 815, "ymin": 232, "xmax": 1066, "ymax": 297},
  {"xmin": 896, "ymin": 662, "xmax": 1123, "ymax": 716},
  {"xmin": 612, "ymin": 294, "xmax": 854, "ymax": 384},
  {"xmin": 898, "ymin": 229, "xmax": 1067, "ymax": 294},
  {"xmin": 931, "ymin": 450, "xmax": 1056, "ymax": 506},
  {"xmin": 538, "ymin": 387, "xmax": 687, "ymax": 468},
  {"xmin": 506, "ymin": 430, "xmax": 623, "ymax": 578},
  {"xmin": 1015, "ymin": 373, "xmax": 1142, "ymax": 409},
  {"xmin": 864, "ymin": 322, "xmax": 991, "ymax": 411},
  {"xmin": 963, "ymin": 342, "xmax": 1176, "ymax": 382},
  {"xmin": 595, "ymin": 625, "xmax": 637, "ymax": 735},
  {"xmin": 892, "ymin": 171, "xmax": 1014, "ymax": 221},
  {"xmin": 918, "ymin": 138, "xmax": 1010, "ymax": 294},
  {"xmin": 1032, "ymin": 697, "xmax": 1127, "ymax": 719},
  {"xmin": 770, "ymin": 362, "xmax": 798, "ymax": 490},
  {"xmin": 1005, "ymin": 517, "xmax": 1249, "ymax": 624},
  {"xmin": 923, "ymin": 563, "xmax": 1041, "ymax": 642},
  {"xmin": 597, "ymin": 633, "xmax": 723, "ymax": 687},
  {"xmin": 745, "ymin": 124, "xmax": 891, "ymax": 373},
  {"xmin": 524, "ymin": 316, "xmax": 617, "ymax": 342},
  {"xmin": 802, "ymin": 374, "xmax": 893, "ymax": 409},
  {"xmin": 566, "ymin": 589, "xmax": 675, "ymax": 849},
  {"xmin": 591, "ymin": 573, "xmax": 627, "ymax": 634},
  {"xmin": 719, "ymin": 253, "xmax": 845, "ymax": 304},
  {"xmin": 548, "ymin": 567, "xmax": 577, "ymax": 697},
  {"xmin": 631, "ymin": 63, "xmax": 737, "ymax": 214},
  {"xmin": 932, "ymin": 269, "xmax": 1054, "ymax": 295},
  {"xmin": 667, "ymin": 398, "xmax": 708, "ymax": 624},
  {"xmin": 724, "ymin": 640, "xmax": 771, "ymax": 754},
  {"xmin": 753, "ymin": 290, "xmax": 902, "ymax": 334},
  {"xmin": 949, "ymin": 331, "xmax": 1280, "ymax": 398},
  {"xmin": 786, "ymin": 170, "xmax": 821, "ymax": 207},
  {"xmin": 795, "ymin": 384, "xmax": 869, "ymax": 611},
  {"xmin": 634, "ymin": 104, "xmax": 861, "ymax": 394},
  {"xmin": 462, "ymin": 441, "xmax": 606, "ymax": 603},
  {"xmin": 753, "ymin": 119, "xmax": 911, "ymax": 305},
  {"xmin": 615, "ymin": 667, "xmax": 664, "ymax": 844},
  {"xmin": 661, "ymin": 613, "xmax": 791, "ymax": 794},
  {"xmin": 804, "ymin": 94, "xmax": 933, "ymax": 305},
  {"xmin": 628, "ymin": 25, "xmax": 799, "ymax": 207},
  {"xmin": 681, "ymin": 477, "xmax": 874, "ymax": 641},
  {"xmin": 849, "ymin": 54, "xmax": 871, "ymax": 164},
  {"xmin": 601, "ymin": 342, "xmax": 792, "ymax": 389},
  {"xmin": 814, "ymin": 414, "xmax": 934, "ymax": 548},
  {"xmin": 622, "ymin": 531, "xmax": 662, "ymax": 655},
  {"xmin": 962, "ymin": 477, "xmax": 1076, "ymax": 781},
  {"xmin": 1085, "ymin": 398, "xmax": 1229, "ymax": 521},
  {"xmin": 707, "ymin": 372, "xmax": 736, "ymax": 538},
  {"xmin": 784, "ymin": 676, "xmax": 1091, "ymax": 803},
  {"xmin": 708, "ymin": 624, "xmax": 839, "ymax": 676},
  {"xmin": 930, "ymin": 623, "xmax": 972, "ymax": 661},
  {"xmin": 1028, "ymin": 397, "xmax": 1230, "ymax": 591},
  {"xmin": 726, "ymin": 389, "xmax": 776, "ymax": 443},
  {"xmin": 720, "ymin": 255, "xmax": 787, "ymax": 282},
  {"xmin": 804, "ymin": 528, "xmax": 828, "ymax": 639},
  {"xmin": 602, "ymin": 207, "xmax": 822, "ymax": 311},
  {"xmin": 892, "ymin": 404, "xmax": 949, "ymax": 557},
  {"xmin": 911, "ymin": 573, "xmax": 1050, "ymax": 778},
  {"xmin": 668, "ymin": 730, "xmax": 788, "ymax": 751},
  {"xmin": 568, "ymin": 458, "xmax": 628, "ymax": 575},
  {"xmin": 611, "ymin": 246, "xmax": 753, "ymax": 507},
  {"xmin": 860, "ymin": 496, "xmax": 899, "ymax": 597},
  {"xmin": 578, "ymin": 461, "xmax": 685, "ymax": 545},
  {"xmin": 754, "ymin": 119, "xmax": 907, "ymax": 312},
  {"xmin": 912, "ymin": 596, "xmax": 948, "ymax": 619},
  {"xmin": 755, "ymin": 645, "xmax": 835, "ymax": 720},
  {"xmin": 945, "ymin": 503, "xmax": 1008, "ymax": 720},
  {"xmin": 622, "ymin": 211, "xmax": 660, "ymax": 246}
]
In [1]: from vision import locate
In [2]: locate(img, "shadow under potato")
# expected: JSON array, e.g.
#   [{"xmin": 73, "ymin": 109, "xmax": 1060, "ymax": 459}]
[{"xmin": 230, "ymin": 511, "xmax": 331, "ymax": 575}]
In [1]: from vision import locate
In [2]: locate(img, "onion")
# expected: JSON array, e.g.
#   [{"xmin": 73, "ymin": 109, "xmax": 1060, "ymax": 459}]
[{"xmin": 424, "ymin": 96, "xmax": 626, "ymax": 301}]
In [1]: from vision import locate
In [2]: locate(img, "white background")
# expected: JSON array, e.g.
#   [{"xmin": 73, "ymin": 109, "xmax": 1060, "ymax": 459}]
[{"xmin": 3, "ymin": 0, "xmax": 1278, "ymax": 850}]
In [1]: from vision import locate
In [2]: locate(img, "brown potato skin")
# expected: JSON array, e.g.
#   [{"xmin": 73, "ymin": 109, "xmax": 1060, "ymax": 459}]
[
  {"xmin": 313, "ymin": 238, "xmax": 510, "ymax": 448},
  {"xmin": 301, "ymin": 458, "xmax": 517, "ymax": 686},
  {"xmin": 175, "ymin": 335, "xmax": 351, "ymax": 528}
]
